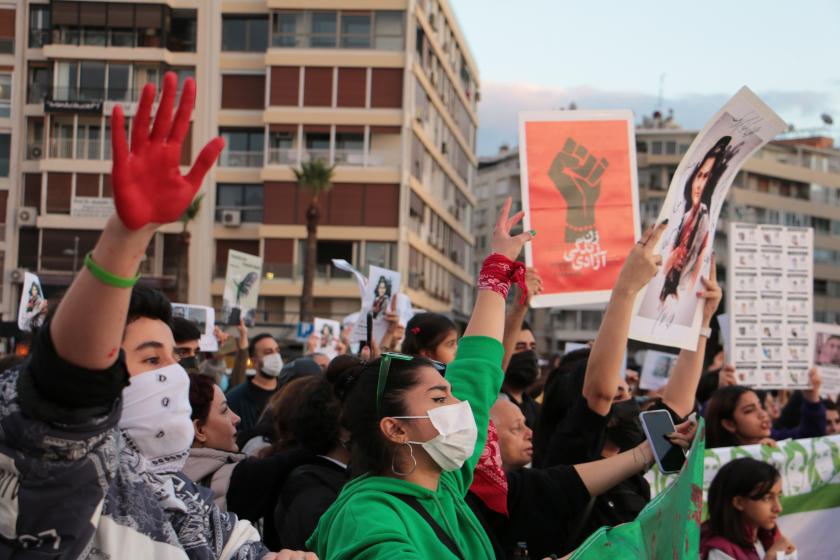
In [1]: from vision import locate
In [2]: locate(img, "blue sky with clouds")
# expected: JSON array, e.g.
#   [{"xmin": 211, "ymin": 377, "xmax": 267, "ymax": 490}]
[{"xmin": 449, "ymin": 0, "xmax": 840, "ymax": 155}]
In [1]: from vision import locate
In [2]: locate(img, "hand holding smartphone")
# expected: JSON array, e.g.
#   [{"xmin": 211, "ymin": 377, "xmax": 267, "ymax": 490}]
[{"xmin": 640, "ymin": 409, "xmax": 686, "ymax": 474}]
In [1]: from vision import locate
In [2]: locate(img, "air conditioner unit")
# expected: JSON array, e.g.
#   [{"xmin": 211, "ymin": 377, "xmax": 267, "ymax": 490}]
[
  {"xmin": 29, "ymin": 146, "xmax": 43, "ymax": 159},
  {"xmin": 17, "ymin": 207, "xmax": 37, "ymax": 227},
  {"xmin": 9, "ymin": 269, "xmax": 25, "ymax": 283},
  {"xmin": 221, "ymin": 209, "xmax": 241, "ymax": 227}
]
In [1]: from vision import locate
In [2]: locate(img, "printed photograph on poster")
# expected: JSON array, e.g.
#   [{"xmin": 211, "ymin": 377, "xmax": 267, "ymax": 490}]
[
  {"xmin": 639, "ymin": 350, "xmax": 678, "ymax": 391},
  {"xmin": 18, "ymin": 272, "xmax": 47, "ymax": 332},
  {"xmin": 172, "ymin": 304, "xmax": 218, "ymax": 352},
  {"xmin": 222, "ymin": 250, "xmax": 263, "ymax": 327},
  {"xmin": 728, "ymin": 223, "xmax": 813, "ymax": 390},
  {"xmin": 518, "ymin": 110, "xmax": 640, "ymax": 307},
  {"xmin": 630, "ymin": 87, "xmax": 787, "ymax": 350},
  {"xmin": 350, "ymin": 266, "xmax": 402, "ymax": 345},
  {"xmin": 313, "ymin": 317, "xmax": 342, "ymax": 360},
  {"xmin": 814, "ymin": 323, "xmax": 840, "ymax": 399}
]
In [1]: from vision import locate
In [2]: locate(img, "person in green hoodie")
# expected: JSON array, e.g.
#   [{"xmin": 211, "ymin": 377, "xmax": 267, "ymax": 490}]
[{"xmin": 306, "ymin": 198, "xmax": 533, "ymax": 559}]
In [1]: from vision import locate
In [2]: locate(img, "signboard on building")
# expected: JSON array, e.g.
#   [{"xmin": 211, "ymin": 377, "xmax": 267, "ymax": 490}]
[
  {"xmin": 70, "ymin": 197, "xmax": 115, "ymax": 219},
  {"xmin": 44, "ymin": 98, "xmax": 103, "ymax": 115}
]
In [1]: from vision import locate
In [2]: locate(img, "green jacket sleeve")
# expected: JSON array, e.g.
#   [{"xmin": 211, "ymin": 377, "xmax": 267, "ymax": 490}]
[{"xmin": 443, "ymin": 335, "xmax": 504, "ymax": 496}]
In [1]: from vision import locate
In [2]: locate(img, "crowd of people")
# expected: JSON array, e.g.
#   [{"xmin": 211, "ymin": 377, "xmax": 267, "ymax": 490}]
[{"xmin": 0, "ymin": 73, "xmax": 834, "ymax": 560}]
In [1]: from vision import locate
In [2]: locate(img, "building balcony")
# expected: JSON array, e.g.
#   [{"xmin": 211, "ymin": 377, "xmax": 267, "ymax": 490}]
[
  {"xmin": 219, "ymin": 150, "xmax": 264, "ymax": 168},
  {"xmin": 267, "ymin": 148, "xmax": 398, "ymax": 168},
  {"xmin": 268, "ymin": 147, "xmax": 297, "ymax": 165}
]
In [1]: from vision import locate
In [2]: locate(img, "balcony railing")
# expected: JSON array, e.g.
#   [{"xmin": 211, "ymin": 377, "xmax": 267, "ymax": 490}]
[
  {"xmin": 49, "ymin": 86, "xmax": 137, "ymax": 103},
  {"xmin": 219, "ymin": 150, "xmax": 264, "ymax": 168},
  {"xmin": 268, "ymin": 147, "xmax": 297, "ymax": 165},
  {"xmin": 333, "ymin": 149, "xmax": 365, "ymax": 166},
  {"xmin": 49, "ymin": 138, "xmax": 73, "ymax": 159},
  {"xmin": 75, "ymin": 139, "xmax": 101, "ymax": 160},
  {"xmin": 302, "ymin": 149, "xmax": 330, "ymax": 163}
]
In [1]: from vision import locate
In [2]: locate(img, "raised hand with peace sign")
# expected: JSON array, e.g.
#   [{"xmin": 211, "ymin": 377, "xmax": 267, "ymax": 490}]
[{"xmin": 614, "ymin": 221, "xmax": 669, "ymax": 296}]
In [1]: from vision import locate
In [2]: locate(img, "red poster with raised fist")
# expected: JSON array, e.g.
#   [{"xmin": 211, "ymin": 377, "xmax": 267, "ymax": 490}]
[{"xmin": 519, "ymin": 111, "xmax": 640, "ymax": 307}]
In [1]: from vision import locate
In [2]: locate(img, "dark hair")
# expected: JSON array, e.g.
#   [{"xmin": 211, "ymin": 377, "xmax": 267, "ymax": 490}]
[
  {"xmin": 266, "ymin": 376, "xmax": 343, "ymax": 457},
  {"xmin": 521, "ymin": 320, "xmax": 532, "ymax": 333},
  {"xmin": 825, "ymin": 399, "xmax": 838, "ymax": 412},
  {"xmin": 127, "ymin": 286, "xmax": 172, "ymax": 327},
  {"xmin": 325, "ymin": 354, "xmax": 365, "ymax": 402},
  {"xmin": 342, "ymin": 356, "xmax": 433, "ymax": 476},
  {"xmin": 706, "ymin": 458, "xmax": 780, "ymax": 547},
  {"xmin": 188, "ymin": 372, "xmax": 216, "ymax": 425},
  {"xmin": 682, "ymin": 135, "xmax": 731, "ymax": 210},
  {"xmin": 249, "ymin": 333, "xmax": 276, "ymax": 357},
  {"xmin": 0, "ymin": 354, "xmax": 25, "ymax": 373},
  {"xmin": 374, "ymin": 276, "xmax": 392, "ymax": 295},
  {"xmin": 172, "ymin": 317, "xmax": 202, "ymax": 344},
  {"xmin": 401, "ymin": 313, "xmax": 457, "ymax": 356},
  {"xmin": 705, "ymin": 385, "xmax": 756, "ymax": 448}
]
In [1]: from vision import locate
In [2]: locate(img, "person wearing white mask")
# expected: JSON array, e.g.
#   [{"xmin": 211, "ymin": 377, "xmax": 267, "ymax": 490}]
[
  {"xmin": 0, "ymin": 73, "xmax": 314, "ymax": 560},
  {"xmin": 307, "ymin": 198, "xmax": 533, "ymax": 559},
  {"xmin": 226, "ymin": 334, "xmax": 284, "ymax": 437}
]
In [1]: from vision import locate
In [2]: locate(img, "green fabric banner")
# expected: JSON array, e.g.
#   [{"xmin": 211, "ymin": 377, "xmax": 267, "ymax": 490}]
[{"xmin": 570, "ymin": 420, "xmax": 706, "ymax": 559}]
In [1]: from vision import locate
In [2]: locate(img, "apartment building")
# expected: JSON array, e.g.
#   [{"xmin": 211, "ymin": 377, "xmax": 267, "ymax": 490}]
[
  {"xmin": 1, "ymin": 0, "xmax": 481, "ymax": 335},
  {"xmin": 474, "ymin": 127, "xmax": 840, "ymax": 353}
]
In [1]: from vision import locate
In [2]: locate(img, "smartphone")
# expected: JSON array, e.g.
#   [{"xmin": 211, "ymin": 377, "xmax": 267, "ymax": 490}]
[
  {"xmin": 366, "ymin": 312, "xmax": 373, "ymax": 349},
  {"xmin": 639, "ymin": 410, "xmax": 686, "ymax": 474}
]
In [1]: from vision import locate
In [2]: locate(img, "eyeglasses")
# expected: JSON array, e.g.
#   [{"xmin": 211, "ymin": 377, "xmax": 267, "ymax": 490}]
[{"xmin": 376, "ymin": 352, "xmax": 446, "ymax": 417}]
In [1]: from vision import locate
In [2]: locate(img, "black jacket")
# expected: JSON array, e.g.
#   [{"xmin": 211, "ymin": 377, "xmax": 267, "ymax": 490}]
[{"xmin": 273, "ymin": 456, "xmax": 349, "ymax": 550}]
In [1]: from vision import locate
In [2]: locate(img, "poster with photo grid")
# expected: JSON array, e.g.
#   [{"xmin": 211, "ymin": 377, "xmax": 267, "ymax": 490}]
[{"xmin": 727, "ymin": 222, "xmax": 813, "ymax": 389}]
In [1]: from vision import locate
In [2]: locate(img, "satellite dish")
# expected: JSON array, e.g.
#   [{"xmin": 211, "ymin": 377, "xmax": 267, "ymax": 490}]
[{"xmin": 821, "ymin": 113, "xmax": 834, "ymax": 126}]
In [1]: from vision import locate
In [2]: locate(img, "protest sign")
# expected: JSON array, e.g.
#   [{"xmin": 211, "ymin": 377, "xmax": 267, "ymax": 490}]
[
  {"xmin": 571, "ymin": 419, "xmax": 705, "ymax": 559},
  {"xmin": 727, "ymin": 223, "xmax": 813, "ymax": 389},
  {"xmin": 814, "ymin": 323, "xmax": 840, "ymax": 399},
  {"xmin": 647, "ymin": 435, "xmax": 840, "ymax": 560},
  {"xmin": 716, "ymin": 313, "xmax": 731, "ymax": 364},
  {"xmin": 17, "ymin": 272, "xmax": 46, "ymax": 332},
  {"xmin": 313, "ymin": 317, "xmax": 342, "ymax": 360},
  {"xmin": 172, "ymin": 303, "xmax": 218, "ymax": 352},
  {"xmin": 639, "ymin": 350, "xmax": 678, "ymax": 391},
  {"xmin": 631, "ymin": 87, "xmax": 787, "ymax": 350},
  {"xmin": 349, "ymin": 265, "xmax": 402, "ymax": 346},
  {"xmin": 221, "ymin": 250, "xmax": 262, "ymax": 327},
  {"xmin": 519, "ymin": 110, "xmax": 640, "ymax": 307}
]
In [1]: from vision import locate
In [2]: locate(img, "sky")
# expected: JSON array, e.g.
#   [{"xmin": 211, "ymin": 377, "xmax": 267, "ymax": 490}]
[{"xmin": 449, "ymin": 0, "xmax": 840, "ymax": 156}]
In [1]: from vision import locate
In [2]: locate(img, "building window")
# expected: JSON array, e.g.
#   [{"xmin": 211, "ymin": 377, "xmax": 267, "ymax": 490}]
[
  {"xmin": 222, "ymin": 15, "xmax": 268, "ymax": 52},
  {"xmin": 271, "ymin": 10, "xmax": 404, "ymax": 50},
  {"xmin": 304, "ymin": 132, "xmax": 330, "ymax": 161},
  {"xmin": 220, "ymin": 129, "xmax": 264, "ymax": 167},
  {"xmin": 0, "ymin": 134, "xmax": 9, "ymax": 176},
  {"xmin": 310, "ymin": 12, "xmax": 337, "ymax": 48},
  {"xmin": 0, "ymin": 74, "xmax": 9, "ymax": 118},
  {"xmin": 215, "ymin": 184, "xmax": 263, "ymax": 223},
  {"xmin": 298, "ymin": 240, "xmax": 355, "ymax": 278},
  {"xmin": 334, "ymin": 132, "xmax": 363, "ymax": 164},
  {"xmin": 268, "ymin": 130, "xmax": 296, "ymax": 164},
  {"xmin": 29, "ymin": 5, "xmax": 50, "ymax": 48},
  {"xmin": 364, "ymin": 242, "xmax": 396, "ymax": 269},
  {"xmin": 0, "ymin": 9, "xmax": 13, "ymax": 54},
  {"xmin": 168, "ymin": 10, "xmax": 197, "ymax": 52},
  {"xmin": 340, "ymin": 13, "xmax": 371, "ymax": 48}
]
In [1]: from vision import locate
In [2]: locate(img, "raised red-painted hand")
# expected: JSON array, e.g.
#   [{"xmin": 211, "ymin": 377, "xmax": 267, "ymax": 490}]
[{"xmin": 111, "ymin": 72, "xmax": 225, "ymax": 230}]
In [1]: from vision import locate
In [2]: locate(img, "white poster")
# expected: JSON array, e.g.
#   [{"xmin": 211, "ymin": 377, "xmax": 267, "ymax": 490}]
[
  {"xmin": 172, "ymin": 303, "xmax": 218, "ymax": 352},
  {"xmin": 639, "ymin": 350, "xmax": 678, "ymax": 391},
  {"xmin": 313, "ymin": 317, "xmax": 342, "ymax": 360},
  {"xmin": 350, "ymin": 265, "xmax": 402, "ymax": 346},
  {"xmin": 17, "ymin": 272, "xmax": 47, "ymax": 332},
  {"xmin": 727, "ymin": 223, "xmax": 813, "ymax": 389},
  {"xmin": 814, "ymin": 322, "xmax": 840, "ymax": 399},
  {"xmin": 717, "ymin": 313, "xmax": 731, "ymax": 364},
  {"xmin": 630, "ymin": 87, "xmax": 787, "ymax": 350},
  {"xmin": 221, "ymin": 250, "xmax": 263, "ymax": 327}
]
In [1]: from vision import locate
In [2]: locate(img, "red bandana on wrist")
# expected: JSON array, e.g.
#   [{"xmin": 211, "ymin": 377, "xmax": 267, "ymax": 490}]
[
  {"xmin": 469, "ymin": 421, "xmax": 509, "ymax": 516},
  {"xmin": 477, "ymin": 253, "xmax": 528, "ymax": 304}
]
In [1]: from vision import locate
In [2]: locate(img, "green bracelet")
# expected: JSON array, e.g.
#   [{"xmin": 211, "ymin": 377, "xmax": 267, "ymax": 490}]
[{"xmin": 84, "ymin": 251, "xmax": 141, "ymax": 289}]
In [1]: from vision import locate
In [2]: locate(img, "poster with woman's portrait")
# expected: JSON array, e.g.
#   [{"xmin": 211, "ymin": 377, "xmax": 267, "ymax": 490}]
[
  {"xmin": 630, "ymin": 87, "xmax": 787, "ymax": 350},
  {"xmin": 519, "ymin": 110, "xmax": 641, "ymax": 307},
  {"xmin": 350, "ymin": 265, "xmax": 402, "ymax": 347},
  {"xmin": 639, "ymin": 350, "xmax": 678, "ymax": 391},
  {"xmin": 18, "ymin": 272, "xmax": 47, "ymax": 332},
  {"xmin": 814, "ymin": 323, "xmax": 840, "ymax": 399},
  {"xmin": 313, "ymin": 317, "xmax": 342, "ymax": 360}
]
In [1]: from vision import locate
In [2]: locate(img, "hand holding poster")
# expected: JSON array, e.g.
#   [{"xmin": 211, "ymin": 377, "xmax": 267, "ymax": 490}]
[
  {"xmin": 222, "ymin": 250, "xmax": 263, "ymax": 327},
  {"xmin": 727, "ymin": 223, "xmax": 813, "ymax": 389},
  {"xmin": 18, "ymin": 272, "xmax": 47, "ymax": 332},
  {"xmin": 630, "ymin": 87, "xmax": 787, "ymax": 350},
  {"xmin": 519, "ymin": 110, "xmax": 641, "ymax": 307}
]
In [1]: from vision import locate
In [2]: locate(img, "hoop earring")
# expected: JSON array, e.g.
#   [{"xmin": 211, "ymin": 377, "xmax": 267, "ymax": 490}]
[{"xmin": 391, "ymin": 442, "xmax": 417, "ymax": 477}]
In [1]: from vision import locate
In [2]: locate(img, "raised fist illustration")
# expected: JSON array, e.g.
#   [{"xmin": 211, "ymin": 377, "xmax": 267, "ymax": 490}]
[{"xmin": 548, "ymin": 137, "xmax": 609, "ymax": 242}]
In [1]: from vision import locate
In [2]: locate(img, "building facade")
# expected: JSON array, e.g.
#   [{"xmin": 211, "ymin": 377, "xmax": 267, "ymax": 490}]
[
  {"xmin": 1, "ymin": 0, "xmax": 481, "ymax": 338},
  {"xmin": 474, "ymin": 127, "xmax": 840, "ymax": 354}
]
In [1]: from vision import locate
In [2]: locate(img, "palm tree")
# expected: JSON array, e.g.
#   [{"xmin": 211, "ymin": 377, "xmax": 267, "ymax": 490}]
[
  {"xmin": 175, "ymin": 193, "xmax": 204, "ymax": 304},
  {"xmin": 295, "ymin": 159, "xmax": 335, "ymax": 323}
]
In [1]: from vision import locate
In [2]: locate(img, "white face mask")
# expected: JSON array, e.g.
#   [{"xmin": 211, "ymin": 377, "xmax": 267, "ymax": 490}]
[
  {"xmin": 396, "ymin": 400, "xmax": 478, "ymax": 472},
  {"xmin": 260, "ymin": 352, "xmax": 284, "ymax": 377},
  {"xmin": 119, "ymin": 363, "xmax": 194, "ymax": 474}
]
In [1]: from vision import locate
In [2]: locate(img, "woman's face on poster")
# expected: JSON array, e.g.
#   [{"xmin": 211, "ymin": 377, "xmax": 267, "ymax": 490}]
[
  {"xmin": 691, "ymin": 157, "xmax": 715, "ymax": 205},
  {"xmin": 376, "ymin": 280, "xmax": 387, "ymax": 297}
]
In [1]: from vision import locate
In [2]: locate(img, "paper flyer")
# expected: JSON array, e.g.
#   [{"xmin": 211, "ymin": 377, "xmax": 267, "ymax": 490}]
[
  {"xmin": 172, "ymin": 303, "xmax": 218, "ymax": 352},
  {"xmin": 727, "ymin": 223, "xmax": 813, "ymax": 389},
  {"xmin": 630, "ymin": 87, "xmax": 787, "ymax": 350},
  {"xmin": 519, "ymin": 110, "xmax": 640, "ymax": 307},
  {"xmin": 313, "ymin": 317, "xmax": 342, "ymax": 360},
  {"xmin": 18, "ymin": 272, "xmax": 47, "ymax": 332},
  {"xmin": 221, "ymin": 249, "xmax": 263, "ymax": 327},
  {"xmin": 639, "ymin": 350, "xmax": 678, "ymax": 391},
  {"xmin": 813, "ymin": 322, "xmax": 840, "ymax": 399}
]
